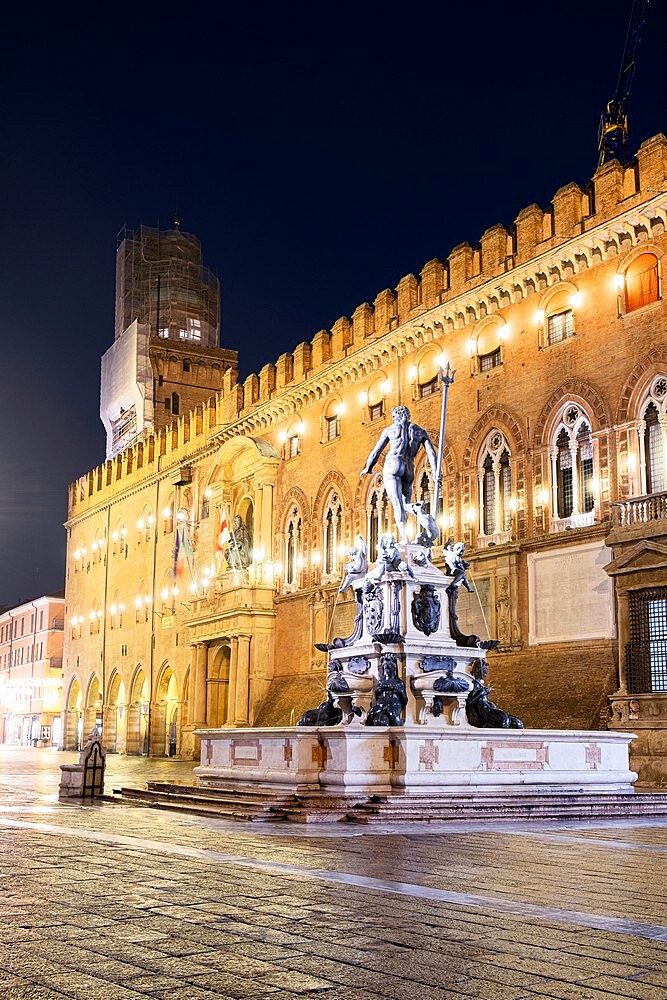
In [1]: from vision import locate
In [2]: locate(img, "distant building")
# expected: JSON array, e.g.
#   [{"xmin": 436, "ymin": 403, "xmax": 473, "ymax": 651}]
[
  {"xmin": 100, "ymin": 224, "xmax": 237, "ymax": 458},
  {"xmin": 0, "ymin": 594, "xmax": 65, "ymax": 747},
  {"xmin": 64, "ymin": 135, "xmax": 667, "ymax": 783}
]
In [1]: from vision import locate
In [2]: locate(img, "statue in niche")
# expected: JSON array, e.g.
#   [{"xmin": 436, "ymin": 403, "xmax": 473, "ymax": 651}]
[
  {"xmin": 362, "ymin": 580, "xmax": 384, "ymax": 635},
  {"xmin": 232, "ymin": 514, "xmax": 253, "ymax": 568},
  {"xmin": 369, "ymin": 534, "xmax": 414, "ymax": 581},
  {"xmin": 465, "ymin": 660, "xmax": 523, "ymax": 729},
  {"xmin": 366, "ymin": 653, "xmax": 407, "ymax": 727},
  {"xmin": 443, "ymin": 539, "xmax": 474, "ymax": 594},
  {"xmin": 339, "ymin": 536, "xmax": 368, "ymax": 593},
  {"xmin": 411, "ymin": 584, "xmax": 441, "ymax": 637},
  {"xmin": 297, "ymin": 691, "xmax": 342, "ymax": 727},
  {"xmin": 361, "ymin": 405, "xmax": 438, "ymax": 542}
]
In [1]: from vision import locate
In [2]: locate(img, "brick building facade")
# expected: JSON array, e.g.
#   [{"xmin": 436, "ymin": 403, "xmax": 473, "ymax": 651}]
[{"xmin": 63, "ymin": 134, "xmax": 667, "ymax": 782}]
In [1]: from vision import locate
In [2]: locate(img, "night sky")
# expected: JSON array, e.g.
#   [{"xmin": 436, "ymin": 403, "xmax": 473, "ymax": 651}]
[{"xmin": 2, "ymin": 2, "xmax": 666, "ymax": 607}]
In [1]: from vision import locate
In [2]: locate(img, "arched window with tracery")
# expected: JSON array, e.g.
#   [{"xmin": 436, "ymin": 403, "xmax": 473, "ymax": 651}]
[
  {"xmin": 284, "ymin": 506, "xmax": 303, "ymax": 591},
  {"xmin": 366, "ymin": 477, "xmax": 390, "ymax": 559},
  {"xmin": 414, "ymin": 465, "xmax": 446, "ymax": 542},
  {"xmin": 322, "ymin": 492, "xmax": 343, "ymax": 579},
  {"xmin": 639, "ymin": 377, "xmax": 667, "ymax": 495},
  {"xmin": 549, "ymin": 403, "xmax": 596, "ymax": 528},
  {"xmin": 477, "ymin": 430, "xmax": 512, "ymax": 543}
]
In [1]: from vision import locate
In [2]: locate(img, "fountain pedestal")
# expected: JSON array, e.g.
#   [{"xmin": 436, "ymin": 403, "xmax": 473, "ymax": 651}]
[{"xmin": 195, "ymin": 543, "xmax": 637, "ymax": 801}]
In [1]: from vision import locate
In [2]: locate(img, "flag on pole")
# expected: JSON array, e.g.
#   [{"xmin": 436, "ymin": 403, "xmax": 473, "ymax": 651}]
[{"xmin": 216, "ymin": 516, "xmax": 230, "ymax": 569}]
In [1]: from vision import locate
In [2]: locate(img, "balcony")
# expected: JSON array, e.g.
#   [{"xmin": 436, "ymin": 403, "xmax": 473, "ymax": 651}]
[
  {"xmin": 477, "ymin": 530, "xmax": 513, "ymax": 549},
  {"xmin": 613, "ymin": 491, "xmax": 667, "ymax": 528},
  {"xmin": 550, "ymin": 511, "xmax": 595, "ymax": 533},
  {"xmin": 608, "ymin": 490, "xmax": 667, "ymax": 546}
]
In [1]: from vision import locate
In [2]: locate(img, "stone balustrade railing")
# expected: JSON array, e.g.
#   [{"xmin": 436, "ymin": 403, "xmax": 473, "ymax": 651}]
[{"xmin": 613, "ymin": 491, "xmax": 667, "ymax": 528}]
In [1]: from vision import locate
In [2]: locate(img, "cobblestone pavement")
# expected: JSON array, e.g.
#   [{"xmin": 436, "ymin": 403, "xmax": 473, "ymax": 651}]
[{"xmin": 2, "ymin": 747, "xmax": 667, "ymax": 999}]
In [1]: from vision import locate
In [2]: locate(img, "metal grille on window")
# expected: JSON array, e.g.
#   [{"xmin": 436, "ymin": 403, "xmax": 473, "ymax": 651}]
[
  {"xmin": 645, "ymin": 403, "xmax": 666, "ymax": 493},
  {"xmin": 501, "ymin": 453, "xmax": 511, "ymax": 531},
  {"xmin": 483, "ymin": 456, "xmax": 496, "ymax": 534},
  {"xmin": 418, "ymin": 376, "xmax": 438, "ymax": 398},
  {"xmin": 627, "ymin": 588, "xmax": 667, "ymax": 693},
  {"xmin": 578, "ymin": 424, "xmax": 594, "ymax": 512},
  {"xmin": 557, "ymin": 428, "xmax": 573, "ymax": 518},
  {"xmin": 289, "ymin": 435, "xmax": 300, "ymax": 458},
  {"xmin": 369, "ymin": 401, "xmax": 384, "ymax": 422},
  {"xmin": 547, "ymin": 309, "xmax": 574, "ymax": 345},
  {"xmin": 325, "ymin": 509, "xmax": 334, "ymax": 573},
  {"xmin": 326, "ymin": 416, "xmax": 339, "ymax": 441},
  {"xmin": 479, "ymin": 347, "xmax": 501, "ymax": 372}
]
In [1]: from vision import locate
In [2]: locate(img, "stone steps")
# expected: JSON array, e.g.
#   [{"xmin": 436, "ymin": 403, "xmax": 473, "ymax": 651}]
[
  {"xmin": 340, "ymin": 791, "xmax": 667, "ymax": 824},
  {"xmin": 112, "ymin": 782, "xmax": 667, "ymax": 824},
  {"xmin": 114, "ymin": 784, "xmax": 290, "ymax": 821}
]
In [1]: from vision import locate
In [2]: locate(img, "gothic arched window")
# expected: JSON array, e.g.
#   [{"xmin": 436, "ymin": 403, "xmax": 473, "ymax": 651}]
[
  {"xmin": 477, "ymin": 430, "xmax": 511, "ymax": 539},
  {"xmin": 550, "ymin": 404, "xmax": 595, "ymax": 526},
  {"xmin": 322, "ymin": 493, "xmax": 343, "ymax": 577},
  {"xmin": 639, "ymin": 377, "xmax": 667, "ymax": 495},
  {"xmin": 366, "ymin": 479, "xmax": 389, "ymax": 560},
  {"xmin": 284, "ymin": 507, "xmax": 303, "ymax": 589}
]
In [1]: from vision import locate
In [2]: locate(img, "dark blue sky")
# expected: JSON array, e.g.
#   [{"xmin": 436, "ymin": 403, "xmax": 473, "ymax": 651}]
[{"xmin": 1, "ymin": 1, "xmax": 666, "ymax": 606}]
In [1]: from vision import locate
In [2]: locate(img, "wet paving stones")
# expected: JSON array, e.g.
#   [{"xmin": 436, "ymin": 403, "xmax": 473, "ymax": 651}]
[{"xmin": 2, "ymin": 747, "xmax": 667, "ymax": 998}]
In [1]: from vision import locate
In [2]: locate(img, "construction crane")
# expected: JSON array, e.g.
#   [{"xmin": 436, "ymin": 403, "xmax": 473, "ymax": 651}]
[{"xmin": 598, "ymin": 0, "xmax": 650, "ymax": 167}]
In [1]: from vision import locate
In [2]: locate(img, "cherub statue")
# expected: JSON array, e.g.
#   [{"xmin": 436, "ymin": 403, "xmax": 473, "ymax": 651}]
[
  {"xmin": 339, "ymin": 535, "xmax": 368, "ymax": 593},
  {"xmin": 369, "ymin": 534, "xmax": 414, "ymax": 580},
  {"xmin": 443, "ymin": 539, "xmax": 473, "ymax": 593}
]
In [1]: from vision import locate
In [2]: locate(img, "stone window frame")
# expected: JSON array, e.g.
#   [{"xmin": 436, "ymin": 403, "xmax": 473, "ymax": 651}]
[
  {"xmin": 618, "ymin": 249, "xmax": 661, "ymax": 317},
  {"xmin": 637, "ymin": 375, "xmax": 667, "ymax": 496},
  {"xmin": 364, "ymin": 473, "xmax": 390, "ymax": 561},
  {"xmin": 548, "ymin": 402, "xmax": 597, "ymax": 530},
  {"xmin": 321, "ymin": 491, "xmax": 343, "ymax": 581},
  {"xmin": 283, "ymin": 505, "xmax": 304, "ymax": 593},
  {"xmin": 536, "ymin": 281, "xmax": 580, "ymax": 351},
  {"xmin": 476, "ymin": 428, "xmax": 512, "ymax": 544},
  {"xmin": 471, "ymin": 316, "xmax": 507, "ymax": 376}
]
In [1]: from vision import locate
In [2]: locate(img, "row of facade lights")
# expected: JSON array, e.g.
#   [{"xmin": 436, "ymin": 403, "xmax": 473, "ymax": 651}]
[
  {"xmin": 73, "ymin": 294, "xmax": 595, "ymax": 559},
  {"xmin": 272, "ymin": 296, "xmax": 586, "ymax": 437},
  {"xmin": 71, "ymin": 288, "xmax": 611, "ymax": 603}
]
